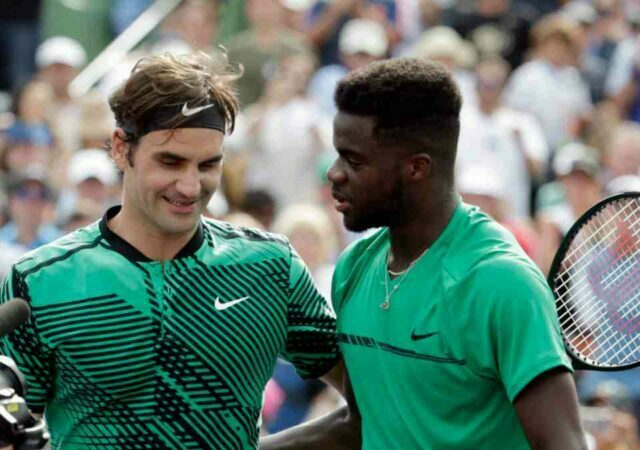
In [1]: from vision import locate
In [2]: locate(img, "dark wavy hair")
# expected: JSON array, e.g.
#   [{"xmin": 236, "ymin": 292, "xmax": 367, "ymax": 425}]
[
  {"xmin": 107, "ymin": 51, "xmax": 241, "ymax": 164},
  {"xmin": 334, "ymin": 57, "xmax": 462, "ymax": 174}
]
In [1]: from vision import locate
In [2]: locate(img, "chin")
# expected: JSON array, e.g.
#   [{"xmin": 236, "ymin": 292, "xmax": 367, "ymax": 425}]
[
  {"xmin": 343, "ymin": 216, "xmax": 377, "ymax": 233},
  {"xmin": 157, "ymin": 216, "xmax": 201, "ymax": 236},
  {"xmin": 343, "ymin": 209, "xmax": 391, "ymax": 232}
]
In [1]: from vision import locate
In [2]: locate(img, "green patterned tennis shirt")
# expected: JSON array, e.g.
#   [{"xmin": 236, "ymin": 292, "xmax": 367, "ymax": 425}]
[{"xmin": 0, "ymin": 206, "xmax": 339, "ymax": 449}]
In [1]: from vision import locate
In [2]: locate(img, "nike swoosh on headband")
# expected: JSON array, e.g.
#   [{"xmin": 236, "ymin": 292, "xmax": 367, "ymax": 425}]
[{"xmin": 182, "ymin": 102, "xmax": 216, "ymax": 117}]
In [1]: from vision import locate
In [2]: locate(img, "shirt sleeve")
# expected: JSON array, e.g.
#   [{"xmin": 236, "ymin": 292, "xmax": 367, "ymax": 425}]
[
  {"xmin": 0, "ymin": 267, "xmax": 54, "ymax": 414},
  {"xmin": 462, "ymin": 258, "xmax": 573, "ymax": 402},
  {"xmin": 280, "ymin": 247, "xmax": 340, "ymax": 379}
]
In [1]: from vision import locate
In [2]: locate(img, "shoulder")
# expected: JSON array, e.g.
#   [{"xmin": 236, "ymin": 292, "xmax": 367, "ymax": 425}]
[
  {"xmin": 12, "ymin": 222, "xmax": 103, "ymax": 279},
  {"xmin": 443, "ymin": 204, "xmax": 545, "ymax": 290},
  {"xmin": 203, "ymin": 217, "xmax": 291, "ymax": 256}
]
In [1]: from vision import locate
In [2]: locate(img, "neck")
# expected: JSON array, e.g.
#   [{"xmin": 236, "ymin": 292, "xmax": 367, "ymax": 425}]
[
  {"xmin": 387, "ymin": 191, "xmax": 457, "ymax": 272},
  {"xmin": 108, "ymin": 204, "xmax": 197, "ymax": 261}
]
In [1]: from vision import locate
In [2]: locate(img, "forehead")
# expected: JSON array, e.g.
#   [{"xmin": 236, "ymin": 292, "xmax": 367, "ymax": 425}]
[
  {"xmin": 138, "ymin": 128, "xmax": 224, "ymax": 157},
  {"xmin": 333, "ymin": 112, "xmax": 377, "ymax": 150}
]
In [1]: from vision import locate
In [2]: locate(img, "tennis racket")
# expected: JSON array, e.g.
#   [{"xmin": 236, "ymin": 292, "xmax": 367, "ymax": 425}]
[{"xmin": 548, "ymin": 191, "xmax": 640, "ymax": 371}]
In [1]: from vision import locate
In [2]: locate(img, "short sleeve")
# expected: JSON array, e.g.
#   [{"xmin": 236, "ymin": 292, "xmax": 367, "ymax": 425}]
[
  {"xmin": 463, "ymin": 259, "xmax": 573, "ymax": 402},
  {"xmin": 280, "ymin": 248, "xmax": 340, "ymax": 379},
  {"xmin": 0, "ymin": 268, "xmax": 54, "ymax": 414}
]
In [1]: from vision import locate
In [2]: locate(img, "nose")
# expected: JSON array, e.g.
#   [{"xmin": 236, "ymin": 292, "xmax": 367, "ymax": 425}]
[
  {"xmin": 327, "ymin": 159, "xmax": 346, "ymax": 185},
  {"xmin": 175, "ymin": 169, "xmax": 201, "ymax": 199}
]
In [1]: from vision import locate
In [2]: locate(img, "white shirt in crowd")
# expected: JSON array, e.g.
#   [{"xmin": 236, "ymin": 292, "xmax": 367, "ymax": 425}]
[
  {"xmin": 226, "ymin": 98, "xmax": 332, "ymax": 209},
  {"xmin": 503, "ymin": 59, "xmax": 592, "ymax": 150},
  {"xmin": 457, "ymin": 106, "xmax": 549, "ymax": 219}
]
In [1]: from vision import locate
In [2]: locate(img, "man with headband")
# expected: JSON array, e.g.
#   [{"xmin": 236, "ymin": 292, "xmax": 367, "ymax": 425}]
[{"xmin": 0, "ymin": 52, "xmax": 344, "ymax": 449}]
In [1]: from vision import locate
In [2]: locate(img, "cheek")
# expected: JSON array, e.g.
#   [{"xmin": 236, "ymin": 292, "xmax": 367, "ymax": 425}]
[{"xmin": 201, "ymin": 169, "xmax": 223, "ymax": 192}]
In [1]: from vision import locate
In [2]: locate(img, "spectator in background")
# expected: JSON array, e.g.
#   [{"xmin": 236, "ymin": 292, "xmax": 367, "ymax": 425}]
[
  {"xmin": 411, "ymin": 26, "xmax": 478, "ymax": 109},
  {"xmin": 307, "ymin": 0, "xmax": 399, "ymax": 66},
  {"xmin": 240, "ymin": 189, "xmax": 278, "ymax": 230},
  {"xmin": 604, "ymin": 121, "xmax": 640, "ymax": 181},
  {"xmin": 0, "ymin": 0, "xmax": 42, "ymax": 92},
  {"xmin": 604, "ymin": 16, "xmax": 640, "ymax": 123},
  {"xmin": 34, "ymin": 36, "xmax": 87, "ymax": 153},
  {"xmin": 0, "ymin": 121, "xmax": 54, "ymax": 175},
  {"xmin": 574, "ymin": 0, "xmax": 628, "ymax": 103},
  {"xmin": 457, "ymin": 165, "xmax": 540, "ymax": 259},
  {"xmin": 229, "ymin": 53, "xmax": 332, "ymax": 208},
  {"xmin": 77, "ymin": 90, "xmax": 116, "ymax": 149},
  {"xmin": 457, "ymin": 56, "xmax": 549, "ymax": 219},
  {"xmin": 308, "ymin": 18, "xmax": 389, "ymax": 116},
  {"xmin": 391, "ymin": 0, "xmax": 443, "ymax": 55},
  {"xmin": 0, "ymin": 171, "xmax": 60, "ymax": 250},
  {"xmin": 8, "ymin": 79, "xmax": 55, "ymax": 152},
  {"xmin": 504, "ymin": 13, "xmax": 592, "ymax": 152},
  {"xmin": 153, "ymin": 0, "xmax": 218, "ymax": 52},
  {"xmin": 537, "ymin": 142, "xmax": 603, "ymax": 273},
  {"xmin": 61, "ymin": 198, "xmax": 103, "ymax": 233},
  {"xmin": 226, "ymin": 0, "xmax": 312, "ymax": 107},
  {"xmin": 446, "ymin": 0, "xmax": 534, "ymax": 68},
  {"xmin": 56, "ymin": 149, "xmax": 120, "ymax": 226}
]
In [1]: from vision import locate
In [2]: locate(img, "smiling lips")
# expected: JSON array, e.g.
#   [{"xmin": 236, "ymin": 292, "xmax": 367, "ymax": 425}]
[{"xmin": 163, "ymin": 196, "xmax": 197, "ymax": 214}]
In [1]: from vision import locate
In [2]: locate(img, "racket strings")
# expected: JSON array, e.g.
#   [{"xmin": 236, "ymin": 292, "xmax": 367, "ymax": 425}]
[
  {"xmin": 555, "ymin": 204, "xmax": 640, "ymax": 323},
  {"xmin": 552, "ymin": 197, "xmax": 640, "ymax": 367}
]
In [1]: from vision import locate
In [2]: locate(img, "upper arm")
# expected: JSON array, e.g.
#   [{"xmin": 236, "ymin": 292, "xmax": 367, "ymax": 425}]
[
  {"xmin": 0, "ymin": 268, "xmax": 53, "ymax": 414},
  {"xmin": 514, "ymin": 369, "xmax": 587, "ymax": 450},
  {"xmin": 281, "ymin": 248, "xmax": 340, "ymax": 379}
]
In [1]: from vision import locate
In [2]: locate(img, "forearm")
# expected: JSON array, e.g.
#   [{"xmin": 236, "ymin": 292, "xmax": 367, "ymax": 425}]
[{"xmin": 260, "ymin": 406, "xmax": 361, "ymax": 450}]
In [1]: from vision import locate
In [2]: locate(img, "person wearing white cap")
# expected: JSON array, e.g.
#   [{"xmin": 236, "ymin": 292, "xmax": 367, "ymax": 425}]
[
  {"xmin": 55, "ymin": 148, "xmax": 120, "ymax": 226},
  {"xmin": 308, "ymin": 18, "xmax": 389, "ymax": 116},
  {"xmin": 35, "ymin": 36, "xmax": 88, "ymax": 153},
  {"xmin": 35, "ymin": 36, "xmax": 86, "ymax": 102}
]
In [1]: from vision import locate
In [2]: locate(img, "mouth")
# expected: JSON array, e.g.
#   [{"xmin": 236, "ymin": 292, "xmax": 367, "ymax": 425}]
[
  {"xmin": 163, "ymin": 196, "xmax": 198, "ymax": 214},
  {"xmin": 331, "ymin": 190, "xmax": 352, "ymax": 213}
]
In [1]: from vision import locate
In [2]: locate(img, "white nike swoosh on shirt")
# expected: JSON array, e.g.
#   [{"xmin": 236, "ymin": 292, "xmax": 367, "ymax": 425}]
[
  {"xmin": 214, "ymin": 296, "xmax": 250, "ymax": 311},
  {"xmin": 181, "ymin": 102, "xmax": 216, "ymax": 117}
]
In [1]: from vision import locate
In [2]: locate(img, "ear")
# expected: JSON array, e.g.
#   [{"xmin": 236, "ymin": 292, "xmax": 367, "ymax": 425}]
[
  {"xmin": 406, "ymin": 153, "xmax": 432, "ymax": 181},
  {"xmin": 111, "ymin": 128, "xmax": 130, "ymax": 172}
]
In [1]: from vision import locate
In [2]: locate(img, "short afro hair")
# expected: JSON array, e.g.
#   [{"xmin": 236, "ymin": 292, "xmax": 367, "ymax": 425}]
[{"xmin": 334, "ymin": 58, "xmax": 462, "ymax": 171}]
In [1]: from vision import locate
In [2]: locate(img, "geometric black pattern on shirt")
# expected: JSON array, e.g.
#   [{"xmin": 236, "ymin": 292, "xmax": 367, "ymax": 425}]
[{"xmin": 1, "ymin": 220, "xmax": 338, "ymax": 449}]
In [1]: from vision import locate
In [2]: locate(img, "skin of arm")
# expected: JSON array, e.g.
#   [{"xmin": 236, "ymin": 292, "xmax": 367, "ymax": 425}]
[
  {"xmin": 514, "ymin": 368, "xmax": 588, "ymax": 450},
  {"xmin": 259, "ymin": 361, "xmax": 361, "ymax": 450}
]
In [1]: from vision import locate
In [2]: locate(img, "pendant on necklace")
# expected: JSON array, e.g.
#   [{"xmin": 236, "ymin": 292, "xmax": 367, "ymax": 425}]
[{"xmin": 380, "ymin": 299, "xmax": 390, "ymax": 310}]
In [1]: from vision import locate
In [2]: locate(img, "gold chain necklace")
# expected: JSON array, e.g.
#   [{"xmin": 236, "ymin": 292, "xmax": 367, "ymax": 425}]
[{"xmin": 380, "ymin": 247, "xmax": 428, "ymax": 310}]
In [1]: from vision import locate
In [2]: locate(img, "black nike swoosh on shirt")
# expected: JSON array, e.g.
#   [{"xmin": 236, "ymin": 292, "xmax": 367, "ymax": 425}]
[{"xmin": 411, "ymin": 331, "xmax": 439, "ymax": 341}]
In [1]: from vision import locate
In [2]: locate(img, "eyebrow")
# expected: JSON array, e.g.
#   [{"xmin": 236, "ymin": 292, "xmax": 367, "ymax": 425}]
[{"xmin": 154, "ymin": 151, "xmax": 223, "ymax": 164}]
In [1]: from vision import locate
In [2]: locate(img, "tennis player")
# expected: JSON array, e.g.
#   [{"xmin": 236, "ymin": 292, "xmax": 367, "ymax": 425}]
[
  {"xmin": 0, "ymin": 52, "xmax": 340, "ymax": 449},
  {"xmin": 263, "ymin": 58, "xmax": 587, "ymax": 449}
]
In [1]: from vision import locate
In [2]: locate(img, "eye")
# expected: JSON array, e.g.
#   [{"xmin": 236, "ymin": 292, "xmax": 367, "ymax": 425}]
[
  {"xmin": 160, "ymin": 158, "xmax": 179, "ymax": 167},
  {"xmin": 347, "ymin": 158, "xmax": 362, "ymax": 169},
  {"xmin": 199, "ymin": 160, "xmax": 221, "ymax": 171}
]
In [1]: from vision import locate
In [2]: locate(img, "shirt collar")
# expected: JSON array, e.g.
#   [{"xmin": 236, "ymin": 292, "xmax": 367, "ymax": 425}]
[{"xmin": 99, "ymin": 205, "xmax": 205, "ymax": 262}]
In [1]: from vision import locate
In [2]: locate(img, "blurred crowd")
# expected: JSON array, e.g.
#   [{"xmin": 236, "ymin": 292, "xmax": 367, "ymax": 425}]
[{"xmin": 2, "ymin": 0, "xmax": 640, "ymax": 448}]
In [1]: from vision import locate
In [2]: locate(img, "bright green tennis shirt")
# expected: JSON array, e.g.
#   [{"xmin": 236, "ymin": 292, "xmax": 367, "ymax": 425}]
[
  {"xmin": 0, "ymin": 206, "xmax": 338, "ymax": 450},
  {"xmin": 332, "ymin": 201, "xmax": 572, "ymax": 450}
]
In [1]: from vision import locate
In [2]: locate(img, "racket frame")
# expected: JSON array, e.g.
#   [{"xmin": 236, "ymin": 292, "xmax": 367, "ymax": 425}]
[{"xmin": 547, "ymin": 191, "xmax": 640, "ymax": 371}]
